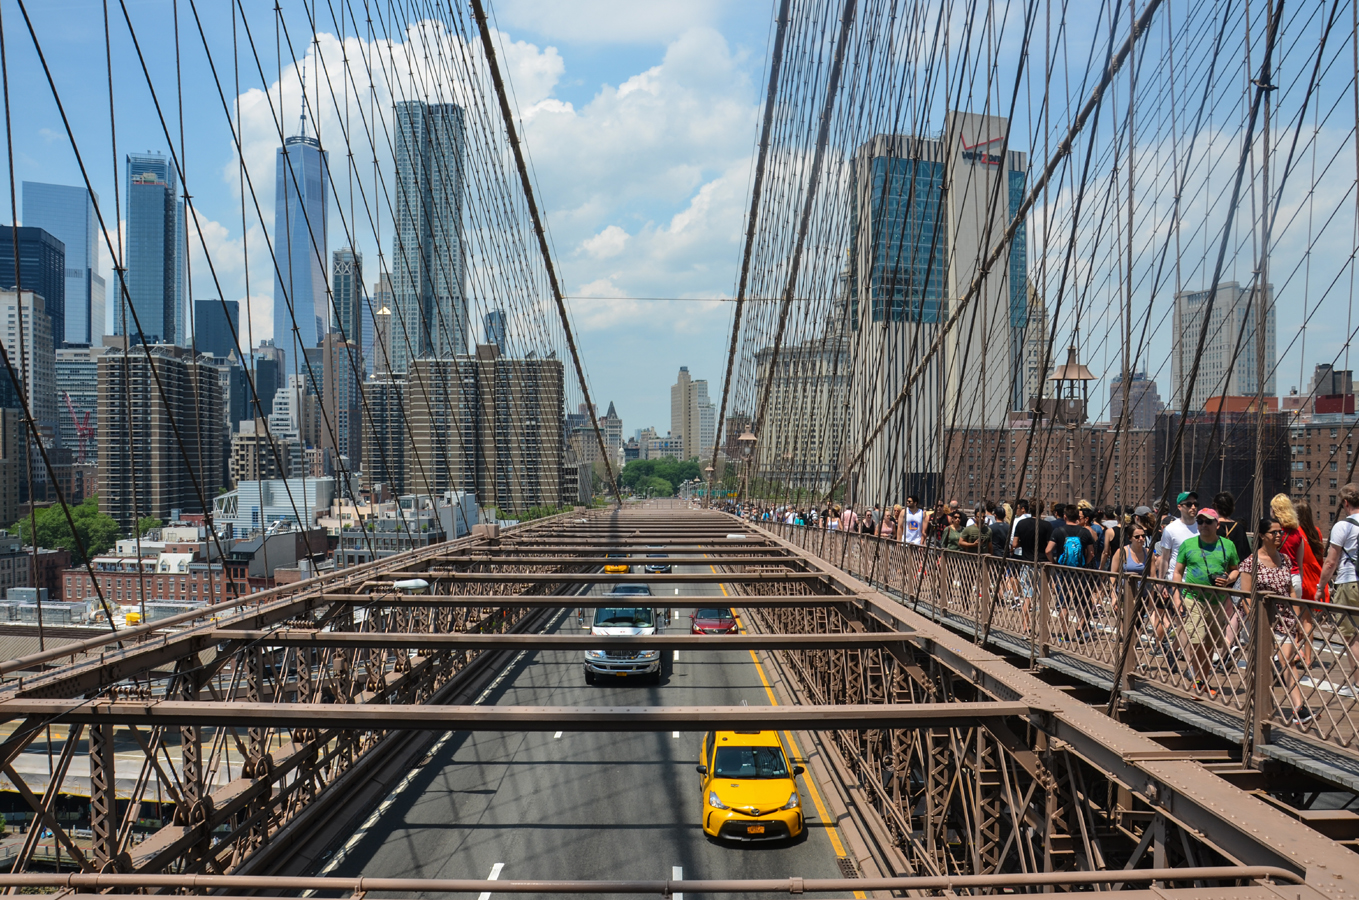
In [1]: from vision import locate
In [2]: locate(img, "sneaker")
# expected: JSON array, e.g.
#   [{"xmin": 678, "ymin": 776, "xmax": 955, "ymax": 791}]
[{"xmin": 1293, "ymin": 706, "xmax": 1315, "ymax": 726}]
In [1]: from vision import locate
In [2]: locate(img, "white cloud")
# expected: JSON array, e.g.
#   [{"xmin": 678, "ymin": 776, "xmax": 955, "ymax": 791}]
[{"xmin": 580, "ymin": 225, "xmax": 629, "ymax": 259}]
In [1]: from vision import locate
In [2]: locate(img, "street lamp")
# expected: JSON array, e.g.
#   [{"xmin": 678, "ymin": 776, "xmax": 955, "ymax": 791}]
[
  {"xmin": 738, "ymin": 429, "xmax": 757, "ymax": 508},
  {"xmin": 704, "ymin": 465, "xmax": 715, "ymax": 508}
]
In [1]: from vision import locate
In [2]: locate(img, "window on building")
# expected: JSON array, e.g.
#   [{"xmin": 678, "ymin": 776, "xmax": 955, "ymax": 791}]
[{"xmin": 1332, "ymin": 462, "xmax": 1339, "ymax": 472}]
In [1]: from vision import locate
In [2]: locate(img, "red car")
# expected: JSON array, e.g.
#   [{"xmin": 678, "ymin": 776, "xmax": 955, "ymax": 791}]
[{"xmin": 690, "ymin": 607, "xmax": 738, "ymax": 635}]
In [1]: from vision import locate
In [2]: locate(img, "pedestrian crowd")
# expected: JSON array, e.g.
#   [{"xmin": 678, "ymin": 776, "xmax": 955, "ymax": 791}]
[{"xmin": 732, "ymin": 484, "xmax": 1359, "ymax": 727}]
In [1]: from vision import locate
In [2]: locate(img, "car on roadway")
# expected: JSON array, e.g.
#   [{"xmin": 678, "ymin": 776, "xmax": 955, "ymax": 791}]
[
  {"xmin": 603, "ymin": 552, "xmax": 630, "ymax": 574},
  {"xmin": 584, "ymin": 585, "xmax": 662, "ymax": 684},
  {"xmin": 697, "ymin": 730, "xmax": 804, "ymax": 841},
  {"xmin": 643, "ymin": 553, "xmax": 672, "ymax": 573},
  {"xmin": 690, "ymin": 607, "xmax": 738, "ymax": 635}
]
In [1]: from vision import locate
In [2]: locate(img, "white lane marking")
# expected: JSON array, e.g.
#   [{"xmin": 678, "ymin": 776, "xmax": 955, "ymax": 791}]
[
  {"xmin": 478, "ymin": 862, "xmax": 505, "ymax": 900},
  {"xmin": 672, "ymin": 731, "xmax": 679, "ymax": 739},
  {"xmin": 554, "ymin": 731, "xmax": 563, "ymax": 739},
  {"xmin": 316, "ymin": 608, "xmax": 568, "ymax": 879},
  {"xmin": 672, "ymin": 865, "xmax": 683, "ymax": 900},
  {"xmin": 673, "ymin": 650, "xmax": 680, "ymax": 660}
]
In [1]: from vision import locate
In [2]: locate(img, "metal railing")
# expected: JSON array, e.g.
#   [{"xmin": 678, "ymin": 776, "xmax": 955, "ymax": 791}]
[{"xmin": 768, "ymin": 522, "xmax": 1359, "ymax": 757}]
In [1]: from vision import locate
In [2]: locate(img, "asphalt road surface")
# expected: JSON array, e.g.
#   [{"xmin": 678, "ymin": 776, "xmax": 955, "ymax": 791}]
[{"xmin": 317, "ymin": 558, "xmax": 858, "ymax": 898}]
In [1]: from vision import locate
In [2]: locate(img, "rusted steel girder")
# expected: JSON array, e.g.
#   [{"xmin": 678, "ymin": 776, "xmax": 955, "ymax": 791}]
[
  {"xmin": 368, "ymin": 571, "xmax": 828, "ymax": 583},
  {"xmin": 302, "ymin": 594, "xmax": 855, "ymax": 608},
  {"xmin": 210, "ymin": 630, "xmax": 916, "ymax": 650},
  {"xmin": 0, "ymin": 700, "xmax": 1027, "ymax": 730}
]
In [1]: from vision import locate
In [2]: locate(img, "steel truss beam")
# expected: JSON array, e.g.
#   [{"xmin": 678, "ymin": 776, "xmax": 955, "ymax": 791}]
[
  {"xmin": 743, "ymin": 522, "xmax": 1359, "ymax": 888},
  {"xmin": 0, "ymin": 700, "xmax": 1026, "ymax": 730},
  {"xmin": 209, "ymin": 630, "xmax": 914, "ymax": 650},
  {"xmin": 367, "ymin": 572, "xmax": 828, "ymax": 584},
  {"xmin": 312, "ymin": 594, "xmax": 854, "ymax": 607}
]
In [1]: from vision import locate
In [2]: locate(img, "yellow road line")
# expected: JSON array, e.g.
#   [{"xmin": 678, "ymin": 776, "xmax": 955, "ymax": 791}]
[{"xmin": 717, "ymin": 569, "xmax": 862, "ymax": 898}]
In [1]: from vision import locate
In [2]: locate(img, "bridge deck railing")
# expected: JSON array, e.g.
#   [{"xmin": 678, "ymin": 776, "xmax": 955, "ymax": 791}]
[{"xmin": 770, "ymin": 522, "xmax": 1359, "ymax": 762}]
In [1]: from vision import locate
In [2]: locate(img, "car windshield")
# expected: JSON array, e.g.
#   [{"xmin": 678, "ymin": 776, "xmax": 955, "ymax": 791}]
[
  {"xmin": 607, "ymin": 584, "xmax": 651, "ymax": 596},
  {"xmin": 713, "ymin": 745, "xmax": 789, "ymax": 779},
  {"xmin": 696, "ymin": 608, "xmax": 734, "ymax": 621},
  {"xmin": 648, "ymin": 553, "xmax": 668, "ymax": 559},
  {"xmin": 594, "ymin": 607, "xmax": 654, "ymax": 627}
]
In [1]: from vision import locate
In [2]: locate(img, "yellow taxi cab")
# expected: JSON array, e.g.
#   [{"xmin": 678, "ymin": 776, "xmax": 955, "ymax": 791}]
[
  {"xmin": 603, "ymin": 553, "xmax": 630, "ymax": 574},
  {"xmin": 697, "ymin": 730, "xmax": 804, "ymax": 841}
]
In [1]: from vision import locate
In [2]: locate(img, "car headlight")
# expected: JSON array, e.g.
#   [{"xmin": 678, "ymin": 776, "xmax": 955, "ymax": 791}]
[
  {"xmin": 586, "ymin": 650, "xmax": 606, "ymax": 659},
  {"xmin": 782, "ymin": 791, "xmax": 800, "ymax": 810},
  {"xmin": 708, "ymin": 791, "xmax": 728, "ymax": 810},
  {"xmin": 640, "ymin": 650, "xmax": 661, "ymax": 660}
]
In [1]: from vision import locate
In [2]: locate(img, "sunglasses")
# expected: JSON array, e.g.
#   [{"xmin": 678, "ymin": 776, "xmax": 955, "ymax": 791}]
[
  {"xmin": 1132, "ymin": 533, "xmax": 1146, "ymax": 539},
  {"xmin": 1267, "ymin": 529, "xmax": 1283, "ymax": 536},
  {"xmin": 1195, "ymin": 517, "xmax": 1216, "ymax": 525},
  {"xmin": 1181, "ymin": 500, "xmax": 1198, "ymax": 507}
]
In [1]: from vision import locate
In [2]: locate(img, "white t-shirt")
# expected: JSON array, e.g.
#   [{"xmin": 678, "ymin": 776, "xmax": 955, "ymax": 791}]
[
  {"xmin": 1160, "ymin": 518, "xmax": 1199, "ymax": 574},
  {"xmin": 1329, "ymin": 515, "xmax": 1359, "ymax": 584},
  {"xmin": 903, "ymin": 508, "xmax": 925, "ymax": 545}
]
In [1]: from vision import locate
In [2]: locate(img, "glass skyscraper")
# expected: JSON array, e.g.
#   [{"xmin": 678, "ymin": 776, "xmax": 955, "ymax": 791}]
[
  {"xmin": 331, "ymin": 247, "xmax": 362, "ymax": 351},
  {"xmin": 118, "ymin": 153, "xmax": 185, "ymax": 346},
  {"xmin": 391, "ymin": 101, "xmax": 465, "ymax": 372},
  {"xmin": 23, "ymin": 182, "xmax": 103, "ymax": 345},
  {"xmin": 273, "ymin": 133, "xmax": 329, "ymax": 365},
  {"xmin": 0, "ymin": 226, "xmax": 65, "ymax": 347}
]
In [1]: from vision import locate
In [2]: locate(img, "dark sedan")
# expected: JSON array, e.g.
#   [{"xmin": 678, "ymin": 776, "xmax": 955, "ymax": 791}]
[{"xmin": 643, "ymin": 553, "xmax": 672, "ymax": 573}]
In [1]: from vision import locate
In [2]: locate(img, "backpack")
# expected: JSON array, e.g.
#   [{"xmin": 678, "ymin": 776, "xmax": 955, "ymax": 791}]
[
  {"xmin": 1343, "ymin": 516, "xmax": 1359, "ymax": 573},
  {"xmin": 1057, "ymin": 531, "xmax": 1085, "ymax": 567}
]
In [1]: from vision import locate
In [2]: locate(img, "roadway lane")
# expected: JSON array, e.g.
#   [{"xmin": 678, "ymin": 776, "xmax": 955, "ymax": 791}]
[{"xmin": 318, "ymin": 557, "xmax": 858, "ymax": 898}]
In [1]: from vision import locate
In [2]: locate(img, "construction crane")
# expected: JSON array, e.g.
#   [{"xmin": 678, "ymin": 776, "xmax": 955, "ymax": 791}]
[{"xmin": 63, "ymin": 391, "xmax": 93, "ymax": 464}]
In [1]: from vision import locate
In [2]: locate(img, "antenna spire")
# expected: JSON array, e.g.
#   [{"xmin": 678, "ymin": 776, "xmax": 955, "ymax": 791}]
[{"xmin": 298, "ymin": 58, "xmax": 308, "ymax": 139}]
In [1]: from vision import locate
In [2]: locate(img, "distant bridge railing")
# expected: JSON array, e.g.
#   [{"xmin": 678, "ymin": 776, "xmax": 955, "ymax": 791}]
[{"xmin": 768, "ymin": 522, "xmax": 1359, "ymax": 769}]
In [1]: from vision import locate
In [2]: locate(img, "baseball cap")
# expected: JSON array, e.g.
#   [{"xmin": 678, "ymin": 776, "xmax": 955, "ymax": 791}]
[
  {"xmin": 1177, "ymin": 491, "xmax": 1198, "ymax": 505},
  {"xmin": 1134, "ymin": 505, "xmax": 1153, "ymax": 516},
  {"xmin": 1197, "ymin": 508, "xmax": 1220, "ymax": 521}
]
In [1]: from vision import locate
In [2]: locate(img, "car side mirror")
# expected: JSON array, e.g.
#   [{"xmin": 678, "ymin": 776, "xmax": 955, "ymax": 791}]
[
  {"xmin": 793, "ymin": 766, "xmax": 805, "ymax": 776},
  {"xmin": 695, "ymin": 765, "xmax": 708, "ymax": 775}
]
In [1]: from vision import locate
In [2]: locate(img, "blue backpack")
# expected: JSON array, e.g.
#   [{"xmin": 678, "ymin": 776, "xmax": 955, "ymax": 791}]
[{"xmin": 1057, "ymin": 532, "xmax": 1085, "ymax": 567}]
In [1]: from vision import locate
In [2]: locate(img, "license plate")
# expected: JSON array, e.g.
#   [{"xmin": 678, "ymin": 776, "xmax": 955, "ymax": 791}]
[{"xmin": 746, "ymin": 825, "xmax": 765, "ymax": 834}]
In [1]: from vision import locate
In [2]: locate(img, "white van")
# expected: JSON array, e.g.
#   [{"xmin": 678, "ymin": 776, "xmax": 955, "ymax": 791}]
[{"xmin": 584, "ymin": 584, "xmax": 662, "ymax": 684}]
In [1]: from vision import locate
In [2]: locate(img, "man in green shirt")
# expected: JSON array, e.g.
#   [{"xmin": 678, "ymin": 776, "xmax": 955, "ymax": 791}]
[
  {"xmin": 960, "ymin": 507, "xmax": 986, "ymax": 553},
  {"xmin": 1172, "ymin": 507, "xmax": 1241, "ymax": 699}
]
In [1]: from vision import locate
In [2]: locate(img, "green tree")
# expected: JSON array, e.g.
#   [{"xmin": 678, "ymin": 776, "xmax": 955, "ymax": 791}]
[
  {"xmin": 620, "ymin": 458, "xmax": 701, "ymax": 496},
  {"xmin": 137, "ymin": 516, "xmax": 164, "ymax": 537},
  {"xmin": 10, "ymin": 496, "xmax": 121, "ymax": 564}
]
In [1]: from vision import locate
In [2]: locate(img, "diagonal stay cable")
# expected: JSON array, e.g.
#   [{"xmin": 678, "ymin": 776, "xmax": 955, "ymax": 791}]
[
  {"xmin": 708, "ymin": 0, "xmax": 793, "ymax": 505},
  {"xmin": 469, "ymin": 0, "xmax": 619, "ymax": 507}
]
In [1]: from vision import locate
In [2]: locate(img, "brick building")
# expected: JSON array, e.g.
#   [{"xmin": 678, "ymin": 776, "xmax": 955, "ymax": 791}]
[
  {"xmin": 943, "ymin": 421, "xmax": 1156, "ymax": 509},
  {"xmin": 64, "ymin": 554, "xmax": 248, "ymax": 606}
]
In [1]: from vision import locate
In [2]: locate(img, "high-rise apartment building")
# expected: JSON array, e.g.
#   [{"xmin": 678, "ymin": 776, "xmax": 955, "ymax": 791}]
[
  {"xmin": 97, "ymin": 344, "xmax": 225, "ymax": 528},
  {"xmin": 1109, "ymin": 371, "xmax": 1163, "ymax": 430},
  {"xmin": 1020, "ymin": 282, "xmax": 1050, "ymax": 409},
  {"xmin": 56, "ymin": 344, "xmax": 105, "ymax": 463},
  {"xmin": 601, "ymin": 401, "xmax": 623, "ymax": 453},
  {"xmin": 119, "ymin": 153, "xmax": 185, "ymax": 346},
  {"xmin": 0, "ymin": 291, "xmax": 56, "ymax": 446},
  {"xmin": 402, "ymin": 348, "xmax": 564, "ymax": 511},
  {"xmin": 23, "ymin": 182, "xmax": 103, "ymax": 345},
  {"xmin": 847, "ymin": 112, "xmax": 1029, "ymax": 503},
  {"xmin": 362, "ymin": 374, "xmax": 405, "ymax": 494},
  {"xmin": 273, "ymin": 133, "xmax": 329, "ymax": 357},
  {"xmin": 318, "ymin": 332, "xmax": 362, "ymax": 468},
  {"xmin": 0, "ymin": 226, "xmax": 65, "ymax": 349},
  {"xmin": 372, "ymin": 304, "xmax": 393, "ymax": 376},
  {"xmin": 669, "ymin": 366, "xmax": 714, "ymax": 461},
  {"xmin": 332, "ymin": 247, "xmax": 363, "ymax": 352},
  {"xmin": 753, "ymin": 332, "xmax": 850, "ymax": 490},
  {"xmin": 391, "ymin": 101, "xmax": 466, "ymax": 372},
  {"xmin": 194, "ymin": 299, "xmax": 240, "ymax": 360},
  {"xmin": 1172, "ymin": 282, "xmax": 1276, "ymax": 413},
  {"xmin": 229, "ymin": 418, "xmax": 297, "ymax": 485}
]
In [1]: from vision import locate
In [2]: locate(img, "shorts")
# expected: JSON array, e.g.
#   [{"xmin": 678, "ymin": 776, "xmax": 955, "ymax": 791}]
[
  {"xmin": 1182, "ymin": 594, "xmax": 1228, "ymax": 645},
  {"xmin": 1331, "ymin": 581, "xmax": 1359, "ymax": 640}
]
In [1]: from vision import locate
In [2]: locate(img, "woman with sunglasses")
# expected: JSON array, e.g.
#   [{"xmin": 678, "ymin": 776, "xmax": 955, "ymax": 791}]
[
  {"xmin": 1109, "ymin": 525, "xmax": 1148, "ymax": 576},
  {"xmin": 1241, "ymin": 518, "xmax": 1311, "ymax": 725}
]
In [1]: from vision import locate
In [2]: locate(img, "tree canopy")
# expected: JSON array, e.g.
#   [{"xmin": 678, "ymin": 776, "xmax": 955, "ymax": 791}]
[
  {"xmin": 10, "ymin": 497, "xmax": 121, "ymax": 564},
  {"xmin": 620, "ymin": 458, "xmax": 702, "ymax": 496}
]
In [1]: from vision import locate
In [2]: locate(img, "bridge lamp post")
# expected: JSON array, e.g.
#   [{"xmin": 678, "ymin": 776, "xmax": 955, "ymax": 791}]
[
  {"xmin": 738, "ymin": 429, "xmax": 757, "ymax": 508},
  {"xmin": 704, "ymin": 465, "xmax": 715, "ymax": 508}
]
